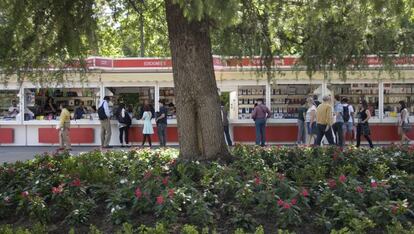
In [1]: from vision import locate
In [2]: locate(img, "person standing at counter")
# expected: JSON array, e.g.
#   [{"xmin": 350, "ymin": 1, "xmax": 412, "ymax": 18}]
[
  {"xmin": 117, "ymin": 103, "xmax": 131, "ymax": 147},
  {"xmin": 98, "ymin": 96, "xmax": 112, "ymax": 149},
  {"xmin": 314, "ymin": 95, "xmax": 335, "ymax": 146},
  {"xmin": 341, "ymin": 97, "xmax": 355, "ymax": 145},
  {"xmin": 332, "ymin": 95, "xmax": 344, "ymax": 147},
  {"xmin": 156, "ymin": 100, "xmax": 168, "ymax": 147},
  {"xmin": 398, "ymin": 101, "xmax": 412, "ymax": 145},
  {"xmin": 356, "ymin": 100, "xmax": 374, "ymax": 148},
  {"xmin": 296, "ymin": 99, "xmax": 307, "ymax": 145},
  {"xmin": 305, "ymin": 97, "xmax": 317, "ymax": 145},
  {"xmin": 141, "ymin": 105, "xmax": 154, "ymax": 147},
  {"xmin": 74, "ymin": 101, "xmax": 87, "ymax": 119},
  {"xmin": 221, "ymin": 101, "xmax": 233, "ymax": 146},
  {"xmin": 58, "ymin": 103, "xmax": 71, "ymax": 151},
  {"xmin": 251, "ymin": 98, "xmax": 271, "ymax": 147}
]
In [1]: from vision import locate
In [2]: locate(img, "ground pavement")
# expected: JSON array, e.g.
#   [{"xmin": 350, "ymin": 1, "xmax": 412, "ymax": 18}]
[{"xmin": 0, "ymin": 146, "xmax": 169, "ymax": 163}]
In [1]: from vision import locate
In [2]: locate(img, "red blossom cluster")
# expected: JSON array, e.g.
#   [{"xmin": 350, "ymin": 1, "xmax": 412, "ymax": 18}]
[{"xmin": 52, "ymin": 184, "xmax": 64, "ymax": 194}]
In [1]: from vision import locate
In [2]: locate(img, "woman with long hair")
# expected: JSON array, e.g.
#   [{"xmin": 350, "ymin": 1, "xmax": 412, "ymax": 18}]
[
  {"xmin": 398, "ymin": 100, "xmax": 411, "ymax": 144},
  {"xmin": 356, "ymin": 100, "xmax": 374, "ymax": 148},
  {"xmin": 141, "ymin": 104, "xmax": 154, "ymax": 147}
]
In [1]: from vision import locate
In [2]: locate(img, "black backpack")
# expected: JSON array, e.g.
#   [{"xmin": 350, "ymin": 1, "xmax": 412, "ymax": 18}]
[
  {"xmin": 98, "ymin": 102, "xmax": 108, "ymax": 120},
  {"xmin": 343, "ymin": 105, "xmax": 350, "ymax": 122},
  {"xmin": 118, "ymin": 109, "xmax": 132, "ymax": 126}
]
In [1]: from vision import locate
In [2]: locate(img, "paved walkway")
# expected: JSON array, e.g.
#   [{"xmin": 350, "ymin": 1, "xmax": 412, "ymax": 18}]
[{"xmin": 0, "ymin": 146, "xmax": 166, "ymax": 164}]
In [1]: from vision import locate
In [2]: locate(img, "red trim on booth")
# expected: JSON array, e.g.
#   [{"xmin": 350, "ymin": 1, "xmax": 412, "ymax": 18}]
[
  {"xmin": 233, "ymin": 125, "xmax": 297, "ymax": 142},
  {"xmin": 38, "ymin": 128, "xmax": 94, "ymax": 144},
  {"xmin": 128, "ymin": 126, "xmax": 179, "ymax": 142},
  {"xmin": 0, "ymin": 128, "xmax": 14, "ymax": 143},
  {"xmin": 234, "ymin": 124, "xmax": 414, "ymax": 143},
  {"xmin": 113, "ymin": 59, "xmax": 172, "ymax": 68}
]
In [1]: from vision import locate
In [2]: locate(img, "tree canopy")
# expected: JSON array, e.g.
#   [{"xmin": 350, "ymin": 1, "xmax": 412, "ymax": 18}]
[{"xmin": 1, "ymin": 0, "xmax": 414, "ymax": 81}]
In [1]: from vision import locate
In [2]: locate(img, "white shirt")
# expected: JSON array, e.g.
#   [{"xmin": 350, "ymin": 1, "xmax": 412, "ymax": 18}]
[
  {"xmin": 305, "ymin": 105, "xmax": 317, "ymax": 122},
  {"xmin": 342, "ymin": 104, "xmax": 354, "ymax": 123},
  {"xmin": 99, "ymin": 100, "xmax": 111, "ymax": 118}
]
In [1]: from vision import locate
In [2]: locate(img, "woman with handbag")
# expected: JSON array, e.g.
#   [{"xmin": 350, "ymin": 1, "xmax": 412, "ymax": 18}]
[
  {"xmin": 356, "ymin": 100, "xmax": 374, "ymax": 148},
  {"xmin": 398, "ymin": 101, "xmax": 411, "ymax": 145}
]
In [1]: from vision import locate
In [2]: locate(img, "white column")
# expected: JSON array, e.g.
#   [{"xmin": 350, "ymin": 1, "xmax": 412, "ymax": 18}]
[
  {"xmin": 378, "ymin": 81, "xmax": 384, "ymax": 122},
  {"xmin": 266, "ymin": 82, "xmax": 271, "ymax": 109},
  {"xmin": 19, "ymin": 83, "xmax": 24, "ymax": 124},
  {"xmin": 155, "ymin": 82, "xmax": 160, "ymax": 111}
]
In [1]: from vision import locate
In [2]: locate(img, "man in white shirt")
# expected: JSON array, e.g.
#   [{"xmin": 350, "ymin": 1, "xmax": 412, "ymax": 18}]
[
  {"xmin": 341, "ymin": 97, "xmax": 355, "ymax": 145},
  {"xmin": 99, "ymin": 96, "xmax": 112, "ymax": 148}
]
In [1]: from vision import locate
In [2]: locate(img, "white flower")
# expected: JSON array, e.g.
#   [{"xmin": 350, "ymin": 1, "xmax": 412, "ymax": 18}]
[
  {"xmin": 394, "ymin": 152, "xmax": 401, "ymax": 157},
  {"xmin": 120, "ymin": 179, "xmax": 128, "ymax": 184}
]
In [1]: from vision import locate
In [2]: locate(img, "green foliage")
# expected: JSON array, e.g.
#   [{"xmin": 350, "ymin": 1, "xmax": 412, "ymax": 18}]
[{"xmin": 1, "ymin": 146, "xmax": 414, "ymax": 232}]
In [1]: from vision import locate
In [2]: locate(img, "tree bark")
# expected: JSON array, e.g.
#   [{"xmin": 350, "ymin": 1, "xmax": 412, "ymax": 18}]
[{"xmin": 164, "ymin": 0, "xmax": 230, "ymax": 161}]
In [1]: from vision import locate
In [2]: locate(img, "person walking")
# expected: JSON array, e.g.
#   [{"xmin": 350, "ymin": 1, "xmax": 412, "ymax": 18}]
[
  {"xmin": 314, "ymin": 95, "xmax": 335, "ymax": 146},
  {"xmin": 356, "ymin": 100, "xmax": 374, "ymax": 148},
  {"xmin": 98, "ymin": 96, "xmax": 112, "ymax": 149},
  {"xmin": 332, "ymin": 95, "xmax": 344, "ymax": 147},
  {"xmin": 297, "ymin": 99, "xmax": 307, "ymax": 145},
  {"xmin": 341, "ymin": 97, "xmax": 355, "ymax": 145},
  {"xmin": 58, "ymin": 103, "xmax": 71, "ymax": 151},
  {"xmin": 251, "ymin": 99, "xmax": 272, "ymax": 146},
  {"xmin": 156, "ymin": 100, "xmax": 168, "ymax": 147},
  {"xmin": 117, "ymin": 103, "xmax": 131, "ymax": 147},
  {"xmin": 398, "ymin": 100, "xmax": 411, "ymax": 145},
  {"xmin": 305, "ymin": 97, "xmax": 317, "ymax": 145},
  {"xmin": 141, "ymin": 104, "xmax": 154, "ymax": 147},
  {"xmin": 221, "ymin": 101, "xmax": 233, "ymax": 146}
]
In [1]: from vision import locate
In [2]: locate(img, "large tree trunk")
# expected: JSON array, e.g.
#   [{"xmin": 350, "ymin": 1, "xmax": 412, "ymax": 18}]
[{"xmin": 164, "ymin": 0, "xmax": 230, "ymax": 161}]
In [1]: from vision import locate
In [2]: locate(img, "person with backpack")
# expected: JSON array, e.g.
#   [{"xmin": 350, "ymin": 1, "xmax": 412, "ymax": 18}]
[
  {"xmin": 98, "ymin": 96, "xmax": 112, "ymax": 149},
  {"xmin": 398, "ymin": 100, "xmax": 412, "ymax": 145},
  {"xmin": 251, "ymin": 98, "xmax": 272, "ymax": 146},
  {"xmin": 117, "ymin": 103, "xmax": 131, "ymax": 147},
  {"xmin": 332, "ymin": 95, "xmax": 344, "ymax": 147},
  {"xmin": 341, "ymin": 97, "xmax": 355, "ymax": 145}
]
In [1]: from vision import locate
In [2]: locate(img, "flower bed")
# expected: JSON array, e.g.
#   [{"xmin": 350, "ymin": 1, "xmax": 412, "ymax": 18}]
[{"xmin": 1, "ymin": 145, "xmax": 414, "ymax": 233}]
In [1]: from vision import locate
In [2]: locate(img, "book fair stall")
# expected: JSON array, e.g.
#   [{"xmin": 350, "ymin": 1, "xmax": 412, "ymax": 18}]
[{"xmin": 0, "ymin": 56, "xmax": 413, "ymax": 146}]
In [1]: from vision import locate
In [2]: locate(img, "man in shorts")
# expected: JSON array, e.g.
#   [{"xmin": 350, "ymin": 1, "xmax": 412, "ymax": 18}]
[{"xmin": 341, "ymin": 97, "xmax": 355, "ymax": 145}]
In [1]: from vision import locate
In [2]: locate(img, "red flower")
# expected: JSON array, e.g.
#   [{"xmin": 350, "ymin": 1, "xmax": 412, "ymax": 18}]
[
  {"xmin": 254, "ymin": 177, "xmax": 261, "ymax": 186},
  {"xmin": 370, "ymin": 181, "xmax": 378, "ymax": 188},
  {"xmin": 170, "ymin": 159, "xmax": 177, "ymax": 166},
  {"xmin": 52, "ymin": 184, "xmax": 64, "ymax": 194},
  {"xmin": 70, "ymin": 178, "xmax": 81, "ymax": 187},
  {"xmin": 301, "ymin": 188, "xmax": 309, "ymax": 197},
  {"xmin": 283, "ymin": 202, "xmax": 291, "ymax": 209},
  {"xmin": 339, "ymin": 174, "xmax": 347, "ymax": 183},
  {"xmin": 162, "ymin": 177, "xmax": 169, "ymax": 186},
  {"xmin": 328, "ymin": 179, "xmax": 337, "ymax": 189},
  {"xmin": 391, "ymin": 205, "xmax": 398, "ymax": 214},
  {"xmin": 277, "ymin": 199, "xmax": 284, "ymax": 207},
  {"xmin": 290, "ymin": 198, "xmax": 297, "ymax": 205},
  {"xmin": 356, "ymin": 186, "xmax": 364, "ymax": 193},
  {"xmin": 156, "ymin": 195, "xmax": 164, "ymax": 205},
  {"xmin": 21, "ymin": 191, "xmax": 29, "ymax": 198},
  {"xmin": 277, "ymin": 173, "xmax": 285, "ymax": 181},
  {"xmin": 135, "ymin": 188, "xmax": 142, "ymax": 199},
  {"xmin": 144, "ymin": 171, "xmax": 152, "ymax": 180},
  {"xmin": 168, "ymin": 189, "xmax": 175, "ymax": 199}
]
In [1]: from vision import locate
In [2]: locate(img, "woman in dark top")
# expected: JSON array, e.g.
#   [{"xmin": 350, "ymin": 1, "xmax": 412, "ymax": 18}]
[{"xmin": 356, "ymin": 100, "xmax": 374, "ymax": 148}]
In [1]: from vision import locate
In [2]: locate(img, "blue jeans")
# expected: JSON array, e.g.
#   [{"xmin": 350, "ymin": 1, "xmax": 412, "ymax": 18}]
[{"xmin": 255, "ymin": 118, "xmax": 267, "ymax": 146}]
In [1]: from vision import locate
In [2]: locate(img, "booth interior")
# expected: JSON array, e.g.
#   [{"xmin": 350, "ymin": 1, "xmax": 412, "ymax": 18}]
[
  {"xmin": 0, "ymin": 90, "xmax": 20, "ymax": 121},
  {"xmin": 23, "ymin": 88, "xmax": 100, "ymax": 121}
]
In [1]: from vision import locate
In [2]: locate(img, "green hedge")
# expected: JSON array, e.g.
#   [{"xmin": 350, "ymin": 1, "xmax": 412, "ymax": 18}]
[{"xmin": 1, "ymin": 145, "xmax": 414, "ymax": 233}]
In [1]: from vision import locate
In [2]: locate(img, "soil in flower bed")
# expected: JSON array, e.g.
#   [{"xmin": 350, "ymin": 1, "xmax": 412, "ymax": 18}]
[{"xmin": 1, "ymin": 145, "xmax": 414, "ymax": 233}]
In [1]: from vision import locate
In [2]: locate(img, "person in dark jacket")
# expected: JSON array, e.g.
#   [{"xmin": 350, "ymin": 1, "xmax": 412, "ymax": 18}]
[{"xmin": 221, "ymin": 101, "xmax": 233, "ymax": 146}]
